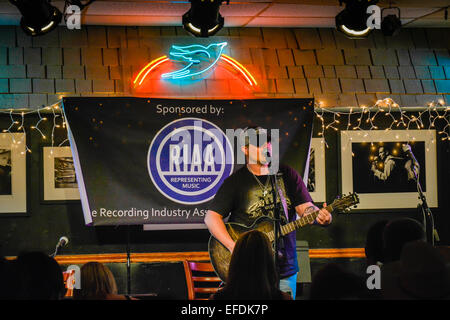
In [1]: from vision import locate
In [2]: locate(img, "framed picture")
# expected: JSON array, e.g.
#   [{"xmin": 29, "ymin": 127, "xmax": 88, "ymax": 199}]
[
  {"xmin": 340, "ymin": 130, "xmax": 438, "ymax": 210},
  {"xmin": 306, "ymin": 137, "xmax": 326, "ymax": 203},
  {"xmin": 0, "ymin": 133, "xmax": 27, "ymax": 213},
  {"xmin": 43, "ymin": 146, "xmax": 80, "ymax": 201}
]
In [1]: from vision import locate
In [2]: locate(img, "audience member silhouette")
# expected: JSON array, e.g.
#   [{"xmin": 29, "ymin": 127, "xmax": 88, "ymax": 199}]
[
  {"xmin": 0, "ymin": 256, "xmax": 14, "ymax": 299},
  {"xmin": 210, "ymin": 230, "xmax": 292, "ymax": 300},
  {"xmin": 382, "ymin": 218, "xmax": 426, "ymax": 263},
  {"xmin": 14, "ymin": 251, "xmax": 66, "ymax": 300},
  {"xmin": 365, "ymin": 219, "xmax": 389, "ymax": 266},
  {"xmin": 309, "ymin": 263, "xmax": 371, "ymax": 300},
  {"xmin": 0, "ymin": 216, "xmax": 440, "ymax": 301},
  {"xmin": 381, "ymin": 241, "xmax": 450, "ymax": 299},
  {"xmin": 73, "ymin": 262, "xmax": 135, "ymax": 300},
  {"xmin": 1, "ymin": 256, "xmax": 23, "ymax": 299}
]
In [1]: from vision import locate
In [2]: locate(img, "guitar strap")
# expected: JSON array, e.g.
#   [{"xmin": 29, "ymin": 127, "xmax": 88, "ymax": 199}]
[
  {"xmin": 274, "ymin": 173, "xmax": 289, "ymax": 222},
  {"xmin": 272, "ymin": 172, "xmax": 289, "ymax": 258}
]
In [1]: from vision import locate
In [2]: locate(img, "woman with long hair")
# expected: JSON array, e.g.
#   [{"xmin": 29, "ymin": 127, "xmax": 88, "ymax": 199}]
[
  {"xmin": 73, "ymin": 262, "xmax": 135, "ymax": 300},
  {"xmin": 211, "ymin": 230, "xmax": 292, "ymax": 300}
]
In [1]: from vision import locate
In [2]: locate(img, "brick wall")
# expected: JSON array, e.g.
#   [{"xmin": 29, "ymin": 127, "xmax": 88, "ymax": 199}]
[{"xmin": 0, "ymin": 25, "xmax": 449, "ymax": 108}]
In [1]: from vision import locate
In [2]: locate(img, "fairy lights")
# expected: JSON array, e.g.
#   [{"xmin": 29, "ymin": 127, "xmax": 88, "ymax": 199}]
[
  {"xmin": 0, "ymin": 97, "xmax": 448, "ymax": 156},
  {"xmin": 315, "ymin": 98, "xmax": 449, "ymax": 148},
  {"xmin": 30, "ymin": 108, "xmax": 47, "ymax": 140},
  {"xmin": 0, "ymin": 101, "xmax": 68, "ymax": 154}
]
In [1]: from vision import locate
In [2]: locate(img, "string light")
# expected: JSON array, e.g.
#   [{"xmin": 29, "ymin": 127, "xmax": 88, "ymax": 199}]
[
  {"xmin": 0, "ymin": 101, "xmax": 66, "ymax": 154},
  {"xmin": 30, "ymin": 108, "xmax": 47, "ymax": 140},
  {"xmin": 0, "ymin": 98, "xmax": 448, "ymax": 155},
  {"xmin": 315, "ymin": 98, "xmax": 449, "ymax": 147}
]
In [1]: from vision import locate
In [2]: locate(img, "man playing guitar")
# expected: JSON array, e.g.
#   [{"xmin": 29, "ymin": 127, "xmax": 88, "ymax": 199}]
[{"xmin": 204, "ymin": 126, "xmax": 332, "ymax": 298}]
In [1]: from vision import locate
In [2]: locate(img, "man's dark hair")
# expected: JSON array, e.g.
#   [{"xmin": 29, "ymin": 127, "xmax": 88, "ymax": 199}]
[
  {"xmin": 15, "ymin": 251, "xmax": 66, "ymax": 300},
  {"xmin": 365, "ymin": 220, "xmax": 389, "ymax": 265},
  {"xmin": 309, "ymin": 263, "xmax": 369, "ymax": 300},
  {"xmin": 383, "ymin": 218, "xmax": 426, "ymax": 263}
]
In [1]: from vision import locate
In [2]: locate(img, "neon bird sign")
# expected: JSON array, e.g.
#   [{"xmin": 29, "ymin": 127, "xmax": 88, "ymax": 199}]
[
  {"xmin": 133, "ymin": 42, "xmax": 257, "ymax": 88},
  {"xmin": 162, "ymin": 42, "xmax": 227, "ymax": 80}
]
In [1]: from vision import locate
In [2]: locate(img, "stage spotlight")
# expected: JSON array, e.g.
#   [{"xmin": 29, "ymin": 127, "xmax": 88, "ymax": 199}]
[
  {"xmin": 65, "ymin": 0, "xmax": 96, "ymax": 11},
  {"xmin": 182, "ymin": 0, "xmax": 229, "ymax": 37},
  {"xmin": 381, "ymin": 7, "xmax": 402, "ymax": 36},
  {"xmin": 9, "ymin": 0, "xmax": 62, "ymax": 36},
  {"xmin": 335, "ymin": 0, "xmax": 378, "ymax": 39}
]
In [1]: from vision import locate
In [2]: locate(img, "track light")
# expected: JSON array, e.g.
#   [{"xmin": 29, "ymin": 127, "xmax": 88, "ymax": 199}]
[
  {"xmin": 182, "ymin": 0, "xmax": 229, "ymax": 37},
  {"xmin": 381, "ymin": 7, "xmax": 402, "ymax": 36},
  {"xmin": 336, "ymin": 0, "xmax": 378, "ymax": 39},
  {"xmin": 9, "ymin": 0, "xmax": 62, "ymax": 36},
  {"xmin": 65, "ymin": 0, "xmax": 96, "ymax": 11}
]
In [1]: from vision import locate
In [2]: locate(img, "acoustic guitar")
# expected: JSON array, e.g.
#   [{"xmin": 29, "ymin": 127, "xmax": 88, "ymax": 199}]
[{"xmin": 208, "ymin": 193, "xmax": 360, "ymax": 282}]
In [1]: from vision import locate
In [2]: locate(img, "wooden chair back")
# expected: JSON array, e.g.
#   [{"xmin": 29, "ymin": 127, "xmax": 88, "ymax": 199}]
[{"xmin": 183, "ymin": 260, "xmax": 222, "ymax": 300}]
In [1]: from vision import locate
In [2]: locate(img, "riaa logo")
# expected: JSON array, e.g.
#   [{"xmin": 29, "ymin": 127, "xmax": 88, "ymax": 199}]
[{"xmin": 148, "ymin": 118, "xmax": 234, "ymax": 205}]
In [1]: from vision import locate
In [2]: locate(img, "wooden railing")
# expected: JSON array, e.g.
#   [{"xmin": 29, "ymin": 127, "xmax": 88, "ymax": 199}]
[{"xmin": 5, "ymin": 248, "xmax": 367, "ymax": 265}]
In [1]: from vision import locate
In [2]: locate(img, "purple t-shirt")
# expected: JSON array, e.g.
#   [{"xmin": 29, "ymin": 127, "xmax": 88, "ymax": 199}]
[{"xmin": 209, "ymin": 164, "xmax": 313, "ymax": 278}]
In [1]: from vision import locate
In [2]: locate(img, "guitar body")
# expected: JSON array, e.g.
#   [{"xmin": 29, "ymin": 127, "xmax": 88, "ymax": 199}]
[
  {"xmin": 207, "ymin": 193, "xmax": 359, "ymax": 282},
  {"xmin": 208, "ymin": 216, "xmax": 276, "ymax": 282}
]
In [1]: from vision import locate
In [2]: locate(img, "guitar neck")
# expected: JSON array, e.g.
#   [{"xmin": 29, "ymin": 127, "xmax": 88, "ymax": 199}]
[{"xmin": 267, "ymin": 204, "xmax": 334, "ymax": 241}]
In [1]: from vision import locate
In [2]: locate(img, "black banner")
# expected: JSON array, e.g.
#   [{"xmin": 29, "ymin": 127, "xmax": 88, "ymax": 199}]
[{"xmin": 63, "ymin": 97, "xmax": 314, "ymax": 227}]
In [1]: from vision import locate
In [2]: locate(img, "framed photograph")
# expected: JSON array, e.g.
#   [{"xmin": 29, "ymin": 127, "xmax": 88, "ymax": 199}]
[
  {"xmin": 306, "ymin": 138, "xmax": 326, "ymax": 203},
  {"xmin": 340, "ymin": 130, "xmax": 438, "ymax": 210},
  {"xmin": 43, "ymin": 146, "xmax": 80, "ymax": 201},
  {"xmin": 0, "ymin": 133, "xmax": 27, "ymax": 213}
]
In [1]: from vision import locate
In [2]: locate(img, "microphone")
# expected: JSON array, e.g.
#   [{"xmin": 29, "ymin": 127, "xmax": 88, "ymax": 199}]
[
  {"xmin": 51, "ymin": 236, "xmax": 69, "ymax": 257},
  {"xmin": 262, "ymin": 147, "xmax": 273, "ymax": 168},
  {"xmin": 58, "ymin": 236, "xmax": 69, "ymax": 248},
  {"xmin": 402, "ymin": 144, "xmax": 419, "ymax": 167}
]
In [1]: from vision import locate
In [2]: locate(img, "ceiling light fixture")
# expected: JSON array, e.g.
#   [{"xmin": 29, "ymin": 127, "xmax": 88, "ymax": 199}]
[
  {"xmin": 65, "ymin": 0, "xmax": 96, "ymax": 11},
  {"xmin": 336, "ymin": 0, "xmax": 379, "ymax": 39},
  {"xmin": 9, "ymin": 0, "xmax": 62, "ymax": 36},
  {"xmin": 381, "ymin": 7, "xmax": 402, "ymax": 36},
  {"xmin": 182, "ymin": 0, "xmax": 229, "ymax": 37}
]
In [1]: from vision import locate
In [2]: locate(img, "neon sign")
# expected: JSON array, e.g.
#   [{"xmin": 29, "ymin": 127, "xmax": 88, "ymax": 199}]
[
  {"xmin": 161, "ymin": 42, "xmax": 227, "ymax": 80},
  {"xmin": 133, "ymin": 42, "xmax": 257, "ymax": 88}
]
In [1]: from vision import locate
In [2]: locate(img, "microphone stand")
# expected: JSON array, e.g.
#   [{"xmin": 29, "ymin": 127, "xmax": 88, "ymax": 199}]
[
  {"xmin": 412, "ymin": 164, "xmax": 438, "ymax": 245},
  {"xmin": 50, "ymin": 245, "xmax": 61, "ymax": 258},
  {"xmin": 50, "ymin": 241, "xmax": 65, "ymax": 258},
  {"xmin": 126, "ymin": 225, "xmax": 131, "ymax": 295}
]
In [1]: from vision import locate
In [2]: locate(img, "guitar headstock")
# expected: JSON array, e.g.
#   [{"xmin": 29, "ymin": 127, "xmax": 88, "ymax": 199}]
[{"xmin": 330, "ymin": 193, "xmax": 359, "ymax": 213}]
